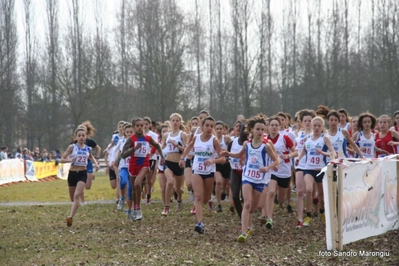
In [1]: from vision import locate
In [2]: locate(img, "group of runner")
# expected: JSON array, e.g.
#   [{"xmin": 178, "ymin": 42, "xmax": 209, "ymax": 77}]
[{"xmin": 60, "ymin": 107, "xmax": 399, "ymax": 243}]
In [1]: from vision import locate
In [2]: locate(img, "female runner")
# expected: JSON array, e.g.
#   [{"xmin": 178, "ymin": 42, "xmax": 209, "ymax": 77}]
[
  {"xmin": 214, "ymin": 121, "xmax": 232, "ymax": 212},
  {"xmin": 296, "ymin": 117, "xmax": 335, "ymax": 226},
  {"xmin": 121, "ymin": 118, "xmax": 165, "ymax": 221},
  {"xmin": 222, "ymin": 116, "xmax": 278, "ymax": 242},
  {"xmin": 352, "ymin": 112, "xmax": 377, "ymax": 159},
  {"xmin": 265, "ymin": 117, "xmax": 297, "ymax": 229},
  {"xmin": 161, "ymin": 113, "xmax": 187, "ymax": 215},
  {"xmin": 294, "ymin": 109, "xmax": 315, "ymax": 228},
  {"xmin": 185, "ymin": 116, "xmax": 200, "ymax": 202},
  {"xmin": 78, "ymin": 121, "xmax": 101, "ymax": 206},
  {"xmin": 61, "ymin": 126, "xmax": 99, "ymax": 226},
  {"xmin": 143, "ymin": 117, "xmax": 159, "ymax": 205},
  {"xmin": 338, "ymin": 109, "xmax": 351, "ymax": 130},
  {"xmin": 375, "ymin": 115, "xmax": 399, "ymax": 157},
  {"xmin": 179, "ymin": 116, "xmax": 224, "ymax": 234},
  {"xmin": 114, "ymin": 123, "xmax": 133, "ymax": 211}
]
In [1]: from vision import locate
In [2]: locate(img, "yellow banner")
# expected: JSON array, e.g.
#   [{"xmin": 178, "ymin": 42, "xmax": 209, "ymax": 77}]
[{"xmin": 33, "ymin": 161, "xmax": 59, "ymax": 179}]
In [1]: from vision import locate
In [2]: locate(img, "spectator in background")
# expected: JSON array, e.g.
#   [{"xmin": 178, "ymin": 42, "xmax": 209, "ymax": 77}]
[
  {"xmin": 15, "ymin": 147, "xmax": 22, "ymax": 159},
  {"xmin": 23, "ymin": 148, "xmax": 31, "ymax": 160},
  {"xmin": 41, "ymin": 149, "xmax": 49, "ymax": 162},
  {"xmin": 33, "ymin": 147, "xmax": 41, "ymax": 161},
  {"xmin": 0, "ymin": 147, "xmax": 8, "ymax": 161}
]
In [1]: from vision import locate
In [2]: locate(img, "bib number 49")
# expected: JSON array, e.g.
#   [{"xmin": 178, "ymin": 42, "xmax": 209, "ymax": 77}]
[{"xmin": 310, "ymin": 157, "xmax": 320, "ymax": 164}]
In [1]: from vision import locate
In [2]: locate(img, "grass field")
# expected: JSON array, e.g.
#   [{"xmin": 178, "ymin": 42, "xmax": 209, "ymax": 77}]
[{"xmin": 0, "ymin": 173, "xmax": 398, "ymax": 265}]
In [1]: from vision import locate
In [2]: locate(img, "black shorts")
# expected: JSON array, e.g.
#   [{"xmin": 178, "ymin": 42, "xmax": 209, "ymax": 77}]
[
  {"xmin": 164, "ymin": 160, "xmax": 184, "ymax": 176},
  {"xmin": 304, "ymin": 170, "xmax": 325, "ymax": 183},
  {"xmin": 150, "ymin": 159, "xmax": 157, "ymax": 171},
  {"xmin": 109, "ymin": 169, "xmax": 116, "ymax": 181},
  {"xmin": 193, "ymin": 172, "xmax": 215, "ymax": 180},
  {"xmin": 185, "ymin": 157, "xmax": 193, "ymax": 168},
  {"xmin": 216, "ymin": 163, "xmax": 231, "ymax": 179},
  {"xmin": 68, "ymin": 170, "xmax": 87, "ymax": 187},
  {"xmin": 270, "ymin": 174, "xmax": 290, "ymax": 188}
]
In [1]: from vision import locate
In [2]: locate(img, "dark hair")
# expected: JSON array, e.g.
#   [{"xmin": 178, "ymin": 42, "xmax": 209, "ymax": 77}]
[
  {"xmin": 267, "ymin": 116, "xmax": 281, "ymax": 126},
  {"xmin": 143, "ymin": 116, "xmax": 152, "ymax": 124},
  {"xmin": 357, "ymin": 112, "xmax": 377, "ymax": 131},
  {"xmin": 199, "ymin": 110, "xmax": 210, "ymax": 116},
  {"xmin": 316, "ymin": 105, "xmax": 330, "ymax": 118},
  {"xmin": 276, "ymin": 112, "xmax": 287, "ymax": 119},
  {"xmin": 338, "ymin": 109, "xmax": 350, "ymax": 122},
  {"xmin": 215, "ymin": 121, "xmax": 224, "ymax": 127},
  {"xmin": 245, "ymin": 116, "xmax": 267, "ymax": 134},
  {"xmin": 191, "ymin": 116, "xmax": 199, "ymax": 122},
  {"xmin": 299, "ymin": 109, "xmax": 316, "ymax": 121},
  {"xmin": 238, "ymin": 122, "xmax": 249, "ymax": 145},
  {"xmin": 201, "ymin": 116, "xmax": 215, "ymax": 126},
  {"xmin": 327, "ymin": 110, "xmax": 340, "ymax": 121},
  {"xmin": 133, "ymin": 118, "xmax": 144, "ymax": 126},
  {"xmin": 393, "ymin": 111, "xmax": 399, "ymax": 126}
]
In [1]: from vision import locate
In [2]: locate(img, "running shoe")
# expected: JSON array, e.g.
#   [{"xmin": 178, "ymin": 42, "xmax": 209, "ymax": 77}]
[
  {"xmin": 194, "ymin": 222, "xmax": 205, "ymax": 234},
  {"xmin": 229, "ymin": 203, "xmax": 235, "ymax": 213},
  {"xmin": 266, "ymin": 218, "xmax": 273, "ymax": 229},
  {"xmin": 237, "ymin": 233, "xmax": 247, "ymax": 243},
  {"xmin": 136, "ymin": 209, "xmax": 143, "ymax": 220},
  {"xmin": 221, "ymin": 192, "xmax": 227, "ymax": 201},
  {"xmin": 146, "ymin": 197, "xmax": 151, "ymax": 205},
  {"xmin": 320, "ymin": 213, "xmax": 325, "ymax": 225},
  {"xmin": 188, "ymin": 190, "xmax": 194, "ymax": 202},
  {"xmin": 296, "ymin": 220, "xmax": 303, "ymax": 229},
  {"xmin": 131, "ymin": 210, "xmax": 137, "ymax": 221},
  {"xmin": 208, "ymin": 201, "xmax": 214, "ymax": 212},
  {"xmin": 117, "ymin": 198, "xmax": 124, "ymax": 211},
  {"xmin": 291, "ymin": 185, "xmax": 296, "ymax": 193},
  {"xmin": 258, "ymin": 216, "xmax": 267, "ymax": 225},
  {"xmin": 190, "ymin": 205, "xmax": 196, "ymax": 215},
  {"xmin": 177, "ymin": 201, "xmax": 183, "ymax": 212},
  {"xmin": 287, "ymin": 205, "xmax": 293, "ymax": 213},
  {"xmin": 216, "ymin": 204, "xmax": 223, "ymax": 213},
  {"xmin": 161, "ymin": 207, "xmax": 169, "ymax": 216},
  {"xmin": 66, "ymin": 217, "xmax": 73, "ymax": 227},
  {"xmin": 80, "ymin": 202, "xmax": 86, "ymax": 207},
  {"xmin": 303, "ymin": 216, "xmax": 311, "ymax": 227},
  {"xmin": 246, "ymin": 228, "xmax": 253, "ymax": 236},
  {"xmin": 127, "ymin": 211, "xmax": 133, "ymax": 221}
]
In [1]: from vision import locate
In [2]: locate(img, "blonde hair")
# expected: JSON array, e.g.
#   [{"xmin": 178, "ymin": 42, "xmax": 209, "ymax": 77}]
[
  {"xmin": 312, "ymin": 116, "xmax": 325, "ymax": 126},
  {"xmin": 170, "ymin": 113, "xmax": 183, "ymax": 122}
]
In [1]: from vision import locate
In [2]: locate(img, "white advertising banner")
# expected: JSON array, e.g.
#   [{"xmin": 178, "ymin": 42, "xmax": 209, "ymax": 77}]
[
  {"xmin": 0, "ymin": 159, "xmax": 26, "ymax": 185},
  {"xmin": 324, "ymin": 158, "xmax": 398, "ymax": 249},
  {"xmin": 57, "ymin": 163, "xmax": 71, "ymax": 180},
  {"xmin": 25, "ymin": 160, "xmax": 37, "ymax": 181}
]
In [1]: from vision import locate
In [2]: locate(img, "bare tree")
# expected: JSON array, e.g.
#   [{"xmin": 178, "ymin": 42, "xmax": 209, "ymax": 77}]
[{"xmin": 0, "ymin": 0, "xmax": 20, "ymax": 146}]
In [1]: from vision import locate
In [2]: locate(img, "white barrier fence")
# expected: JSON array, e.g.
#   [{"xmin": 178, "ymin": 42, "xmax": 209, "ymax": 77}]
[
  {"xmin": 0, "ymin": 159, "xmax": 26, "ymax": 185},
  {"xmin": 324, "ymin": 156, "xmax": 399, "ymax": 250}
]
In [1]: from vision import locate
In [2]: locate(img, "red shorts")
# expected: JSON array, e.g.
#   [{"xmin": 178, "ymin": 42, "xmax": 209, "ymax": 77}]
[{"xmin": 129, "ymin": 166, "xmax": 149, "ymax": 176}]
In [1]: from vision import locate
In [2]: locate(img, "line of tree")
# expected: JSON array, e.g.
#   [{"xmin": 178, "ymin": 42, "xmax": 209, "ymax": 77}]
[{"xmin": 0, "ymin": 0, "xmax": 398, "ymax": 151}]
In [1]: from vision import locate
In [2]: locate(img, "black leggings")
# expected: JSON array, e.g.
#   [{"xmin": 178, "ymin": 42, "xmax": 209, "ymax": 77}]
[{"xmin": 230, "ymin": 170, "xmax": 243, "ymax": 219}]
